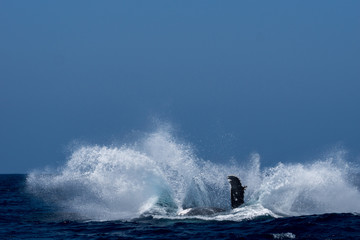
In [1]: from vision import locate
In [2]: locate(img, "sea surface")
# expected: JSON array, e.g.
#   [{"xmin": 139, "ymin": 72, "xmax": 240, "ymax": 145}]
[{"xmin": 2, "ymin": 130, "xmax": 360, "ymax": 239}]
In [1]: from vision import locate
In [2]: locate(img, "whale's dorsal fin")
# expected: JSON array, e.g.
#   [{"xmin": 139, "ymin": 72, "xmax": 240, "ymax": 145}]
[{"xmin": 227, "ymin": 175, "xmax": 246, "ymax": 209}]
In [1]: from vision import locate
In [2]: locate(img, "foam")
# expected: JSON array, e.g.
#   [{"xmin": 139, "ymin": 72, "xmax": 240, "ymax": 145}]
[{"xmin": 27, "ymin": 128, "xmax": 360, "ymax": 221}]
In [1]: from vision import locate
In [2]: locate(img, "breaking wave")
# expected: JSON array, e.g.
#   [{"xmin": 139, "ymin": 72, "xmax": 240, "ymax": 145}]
[{"xmin": 26, "ymin": 128, "xmax": 360, "ymax": 221}]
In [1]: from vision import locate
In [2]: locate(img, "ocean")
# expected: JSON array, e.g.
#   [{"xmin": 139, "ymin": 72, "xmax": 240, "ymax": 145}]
[{"xmin": 1, "ymin": 130, "xmax": 360, "ymax": 239}]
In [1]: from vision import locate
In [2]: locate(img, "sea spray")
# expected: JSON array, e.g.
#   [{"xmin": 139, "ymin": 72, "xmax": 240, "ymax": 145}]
[
  {"xmin": 27, "ymin": 129, "xmax": 360, "ymax": 221},
  {"xmin": 254, "ymin": 151, "xmax": 360, "ymax": 216},
  {"xmin": 27, "ymin": 146, "xmax": 168, "ymax": 220},
  {"xmin": 27, "ymin": 129, "xmax": 238, "ymax": 220}
]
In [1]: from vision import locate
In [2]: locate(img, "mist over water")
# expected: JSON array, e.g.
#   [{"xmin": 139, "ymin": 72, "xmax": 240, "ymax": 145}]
[{"xmin": 27, "ymin": 128, "xmax": 360, "ymax": 221}]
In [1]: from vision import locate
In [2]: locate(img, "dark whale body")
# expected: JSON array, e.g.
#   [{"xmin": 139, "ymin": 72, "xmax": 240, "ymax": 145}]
[{"xmin": 228, "ymin": 175, "xmax": 247, "ymax": 208}]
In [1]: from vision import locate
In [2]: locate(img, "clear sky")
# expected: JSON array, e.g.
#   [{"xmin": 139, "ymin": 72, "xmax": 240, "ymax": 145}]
[{"xmin": 1, "ymin": 1, "xmax": 360, "ymax": 173}]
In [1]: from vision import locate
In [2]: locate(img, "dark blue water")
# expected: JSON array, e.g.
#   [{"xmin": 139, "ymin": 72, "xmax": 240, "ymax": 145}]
[{"xmin": 1, "ymin": 174, "xmax": 359, "ymax": 240}]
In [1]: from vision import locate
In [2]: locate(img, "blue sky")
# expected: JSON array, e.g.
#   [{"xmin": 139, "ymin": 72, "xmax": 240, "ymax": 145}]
[{"xmin": 1, "ymin": 1, "xmax": 360, "ymax": 173}]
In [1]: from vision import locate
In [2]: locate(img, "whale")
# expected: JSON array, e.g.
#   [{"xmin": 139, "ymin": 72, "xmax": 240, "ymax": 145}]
[
  {"xmin": 178, "ymin": 175, "xmax": 247, "ymax": 216},
  {"xmin": 228, "ymin": 175, "xmax": 247, "ymax": 208}
]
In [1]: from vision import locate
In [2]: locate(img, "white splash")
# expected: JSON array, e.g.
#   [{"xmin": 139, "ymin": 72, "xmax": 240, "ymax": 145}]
[
  {"xmin": 27, "ymin": 128, "xmax": 360, "ymax": 221},
  {"xmin": 254, "ymin": 151, "xmax": 360, "ymax": 216}
]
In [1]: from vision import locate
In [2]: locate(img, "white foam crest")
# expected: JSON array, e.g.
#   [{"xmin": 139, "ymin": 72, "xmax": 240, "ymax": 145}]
[
  {"xmin": 272, "ymin": 232, "xmax": 296, "ymax": 239},
  {"xmin": 213, "ymin": 204, "xmax": 278, "ymax": 221},
  {"xmin": 254, "ymin": 151, "xmax": 360, "ymax": 215},
  {"xmin": 155, "ymin": 204, "xmax": 278, "ymax": 221}
]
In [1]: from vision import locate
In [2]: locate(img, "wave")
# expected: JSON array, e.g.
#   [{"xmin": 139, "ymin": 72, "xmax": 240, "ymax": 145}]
[{"xmin": 26, "ymin": 128, "xmax": 360, "ymax": 221}]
